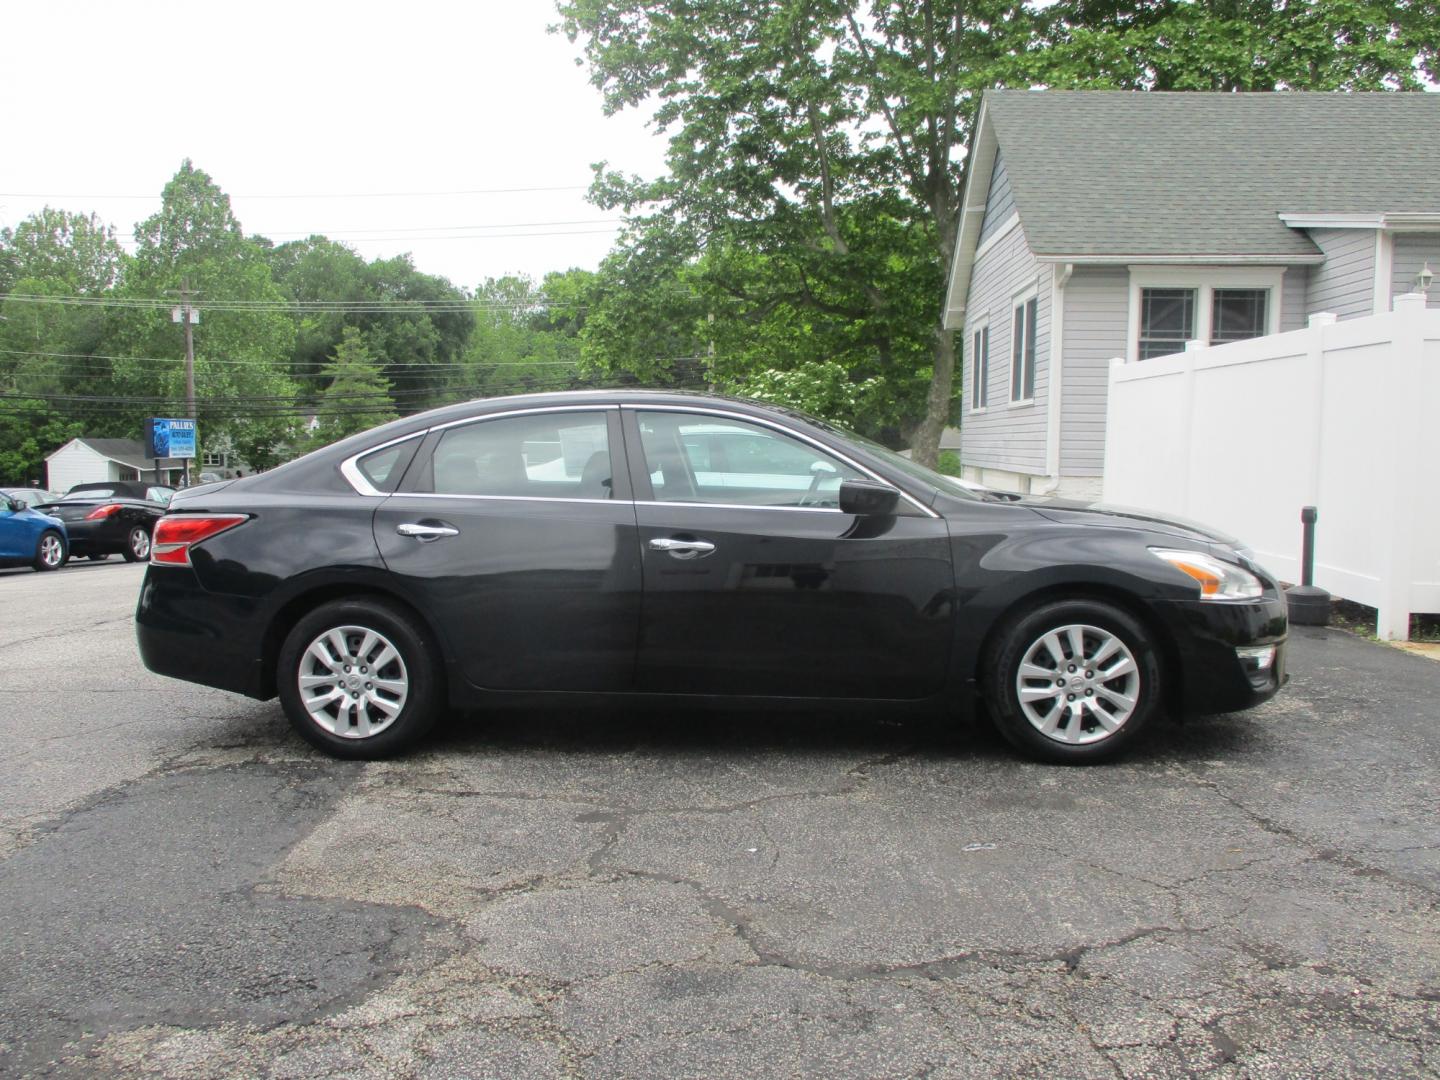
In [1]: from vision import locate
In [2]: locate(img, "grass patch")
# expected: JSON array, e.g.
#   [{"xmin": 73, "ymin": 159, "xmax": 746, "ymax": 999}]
[{"xmin": 1321, "ymin": 597, "xmax": 1440, "ymax": 641}]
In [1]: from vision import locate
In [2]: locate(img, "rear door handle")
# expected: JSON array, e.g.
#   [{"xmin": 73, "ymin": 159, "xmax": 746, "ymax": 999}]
[
  {"xmin": 397, "ymin": 522, "xmax": 460, "ymax": 542},
  {"xmin": 649, "ymin": 537, "xmax": 715, "ymax": 559}
]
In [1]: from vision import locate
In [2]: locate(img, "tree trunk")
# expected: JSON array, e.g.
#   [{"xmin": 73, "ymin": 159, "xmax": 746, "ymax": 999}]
[{"xmin": 910, "ymin": 323, "xmax": 956, "ymax": 468}]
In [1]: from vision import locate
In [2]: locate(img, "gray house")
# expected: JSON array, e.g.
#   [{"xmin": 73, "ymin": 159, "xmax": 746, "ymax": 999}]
[{"xmin": 942, "ymin": 91, "xmax": 1440, "ymax": 497}]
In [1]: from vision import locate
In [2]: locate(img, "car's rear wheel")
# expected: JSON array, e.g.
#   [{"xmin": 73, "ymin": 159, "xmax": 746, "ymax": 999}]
[
  {"xmin": 986, "ymin": 598, "xmax": 1161, "ymax": 764},
  {"xmin": 33, "ymin": 530, "xmax": 67, "ymax": 572},
  {"xmin": 276, "ymin": 598, "xmax": 441, "ymax": 759},
  {"xmin": 122, "ymin": 525, "xmax": 151, "ymax": 562}
]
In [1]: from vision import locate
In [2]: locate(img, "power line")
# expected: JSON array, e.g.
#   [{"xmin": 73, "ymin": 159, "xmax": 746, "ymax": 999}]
[
  {"xmin": 0, "ymin": 184, "xmax": 591, "ymax": 200},
  {"xmin": 0, "ymin": 347, "xmax": 586, "ymax": 370},
  {"xmin": 0, "ymin": 293, "xmax": 578, "ymax": 314}
]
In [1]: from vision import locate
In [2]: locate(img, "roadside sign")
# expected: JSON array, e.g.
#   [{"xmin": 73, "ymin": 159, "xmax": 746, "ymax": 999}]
[{"xmin": 146, "ymin": 418, "xmax": 197, "ymax": 459}]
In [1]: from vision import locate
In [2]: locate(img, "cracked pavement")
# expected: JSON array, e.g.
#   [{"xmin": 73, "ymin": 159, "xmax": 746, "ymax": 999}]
[{"xmin": 1, "ymin": 562, "xmax": 1437, "ymax": 1077}]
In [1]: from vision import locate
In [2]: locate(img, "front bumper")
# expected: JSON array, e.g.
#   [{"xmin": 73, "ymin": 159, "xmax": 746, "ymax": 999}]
[{"xmin": 1152, "ymin": 593, "xmax": 1288, "ymax": 715}]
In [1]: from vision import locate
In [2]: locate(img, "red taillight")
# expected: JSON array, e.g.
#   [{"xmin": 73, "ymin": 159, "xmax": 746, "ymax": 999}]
[
  {"xmin": 85, "ymin": 503, "xmax": 123, "ymax": 520},
  {"xmin": 151, "ymin": 514, "xmax": 248, "ymax": 566}
]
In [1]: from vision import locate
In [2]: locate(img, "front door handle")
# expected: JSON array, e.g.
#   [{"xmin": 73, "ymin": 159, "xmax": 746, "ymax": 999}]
[
  {"xmin": 649, "ymin": 537, "xmax": 716, "ymax": 560},
  {"xmin": 397, "ymin": 522, "xmax": 460, "ymax": 542}
]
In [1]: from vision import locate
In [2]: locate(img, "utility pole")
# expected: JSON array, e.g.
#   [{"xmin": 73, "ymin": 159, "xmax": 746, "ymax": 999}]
[{"xmin": 173, "ymin": 279, "xmax": 199, "ymax": 486}]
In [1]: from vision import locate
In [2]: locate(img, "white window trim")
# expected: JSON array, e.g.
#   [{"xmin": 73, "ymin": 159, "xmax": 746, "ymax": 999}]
[
  {"xmin": 1009, "ymin": 285, "xmax": 1039, "ymax": 406},
  {"xmin": 1126, "ymin": 266, "xmax": 1284, "ymax": 363},
  {"xmin": 968, "ymin": 314, "xmax": 991, "ymax": 413}
]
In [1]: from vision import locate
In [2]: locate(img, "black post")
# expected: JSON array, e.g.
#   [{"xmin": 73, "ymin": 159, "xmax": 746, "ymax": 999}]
[
  {"xmin": 1300, "ymin": 506, "xmax": 1317, "ymax": 587},
  {"xmin": 1286, "ymin": 505, "xmax": 1330, "ymax": 625}
]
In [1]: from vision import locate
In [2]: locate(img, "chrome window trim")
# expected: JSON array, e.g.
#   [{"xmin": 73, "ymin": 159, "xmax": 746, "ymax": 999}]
[
  {"xmin": 340, "ymin": 405, "xmax": 618, "ymax": 499},
  {"xmin": 623, "ymin": 403, "xmax": 940, "ymax": 519},
  {"xmin": 634, "ymin": 499, "xmax": 842, "ymax": 515},
  {"xmin": 384, "ymin": 492, "xmax": 623, "ymax": 507},
  {"xmin": 427, "ymin": 403, "xmax": 619, "ymax": 434}
]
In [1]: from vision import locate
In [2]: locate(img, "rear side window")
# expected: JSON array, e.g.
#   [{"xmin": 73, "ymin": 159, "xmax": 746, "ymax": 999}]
[
  {"xmin": 422, "ymin": 412, "xmax": 613, "ymax": 500},
  {"xmin": 356, "ymin": 436, "xmax": 422, "ymax": 493}
]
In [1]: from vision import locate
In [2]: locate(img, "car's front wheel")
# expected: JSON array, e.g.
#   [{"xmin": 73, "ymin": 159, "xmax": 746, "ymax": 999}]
[
  {"xmin": 122, "ymin": 525, "xmax": 151, "ymax": 562},
  {"xmin": 33, "ymin": 530, "xmax": 67, "ymax": 572},
  {"xmin": 986, "ymin": 598, "xmax": 1161, "ymax": 764},
  {"xmin": 276, "ymin": 598, "xmax": 441, "ymax": 759}
]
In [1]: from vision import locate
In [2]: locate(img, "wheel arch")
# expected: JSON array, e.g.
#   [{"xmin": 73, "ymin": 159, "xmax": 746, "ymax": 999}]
[
  {"xmin": 971, "ymin": 581, "xmax": 1183, "ymax": 711},
  {"xmin": 258, "ymin": 581, "xmax": 451, "ymax": 701}
]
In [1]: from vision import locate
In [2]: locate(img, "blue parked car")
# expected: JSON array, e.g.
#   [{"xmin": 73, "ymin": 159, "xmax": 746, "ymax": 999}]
[{"xmin": 0, "ymin": 493, "xmax": 69, "ymax": 572}]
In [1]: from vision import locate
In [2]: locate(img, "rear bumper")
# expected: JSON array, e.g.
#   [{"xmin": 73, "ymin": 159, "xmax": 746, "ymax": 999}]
[
  {"xmin": 62, "ymin": 519, "xmax": 129, "ymax": 555},
  {"xmin": 135, "ymin": 568, "xmax": 269, "ymax": 698},
  {"xmin": 1153, "ymin": 593, "xmax": 1288, "ymax": 714}
]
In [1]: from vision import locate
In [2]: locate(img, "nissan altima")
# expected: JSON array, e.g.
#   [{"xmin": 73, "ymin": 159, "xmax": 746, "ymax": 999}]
[{"xmin": 135, "ymin": 391, "xmax": 1287, "ymax": 763}]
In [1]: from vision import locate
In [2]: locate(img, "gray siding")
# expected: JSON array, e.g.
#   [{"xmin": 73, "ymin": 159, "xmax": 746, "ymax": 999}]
[
  {"xmin": 1279, "ymin": 266, "xmax": 1308, "ymax": 331},
  {"xmin": 1392, "ymin": 232, "xmax": 1440, "ymax": 309},
  {"xmin": 1305, "ymin": 228, "xmax": 1377, "ymax": 319},
  {"xmin": 978, "ymin": 152, "xmax": 1016, "ymax": 244},
  {"xmin": 961, "ymin": 224, "xmax": 1051, "ymax": 474},
  {"xmin": 1059, "ymin": 268, "xmax": 1128, "ymax": 476}
]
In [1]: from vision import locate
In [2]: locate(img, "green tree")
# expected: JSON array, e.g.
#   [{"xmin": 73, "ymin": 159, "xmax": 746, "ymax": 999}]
[
  {"xmin": 1042, "ymin": 0, "xmax": 1440, "ymax": 91},
  {"xmin": 0, "ymin": 402, "xmax": 82, "ymax": 486},
  {"xmin": 0, "ymin": 209, "xmax": 126, "ymax": 456},
  {"xmin": 100, "ymin": 160, "xmax": 300, "ymax": 467},
  {"xmin": 559, "ymin": 0, "xmax": 1440, "ymax": 461},
  {"xmin": 312, "ymin": 327, "xmax": 397, "ymax": 445},
  {"xmin": 558, "ymin": 0, "xmax": 1037, "ymax": 458},
  {"xmin": 464, "ymin": 275, "xmax": 587, "ymax": 397}
]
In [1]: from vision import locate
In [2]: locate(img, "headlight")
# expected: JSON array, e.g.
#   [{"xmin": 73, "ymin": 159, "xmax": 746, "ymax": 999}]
[{"xmin": 1150, "ymin": 548, "xmax": 1263, "ymax": 601}]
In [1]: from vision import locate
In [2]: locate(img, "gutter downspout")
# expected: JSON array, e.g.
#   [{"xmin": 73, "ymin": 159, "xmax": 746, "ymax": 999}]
[{"xmin": 1034, "ymin": 262, "xmax": 1073, "ymax": 497}]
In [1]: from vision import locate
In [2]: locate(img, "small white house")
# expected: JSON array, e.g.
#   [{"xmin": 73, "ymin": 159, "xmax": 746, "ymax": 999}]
[
  {"xmin": 942, "ymin": 90, "xmax": 1440, "ymax": 497},
  {"xmin": 46, "ymin": 438, "xmax": 186, "ymax": 492}
]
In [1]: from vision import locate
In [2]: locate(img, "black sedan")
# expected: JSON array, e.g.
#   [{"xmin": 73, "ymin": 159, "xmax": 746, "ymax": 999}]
[
  {"xmin": 40, "ymin": 481, "xmax": 174, "ymax": 562},
  {"xmin": 136, "ymin": 391, "xmax": 1286, "ymax": 763}
]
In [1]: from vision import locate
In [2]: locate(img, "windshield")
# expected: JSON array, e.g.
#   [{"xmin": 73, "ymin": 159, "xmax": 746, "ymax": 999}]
[
  {"xmin": 779, "ymin": 408, "xmax": 981, "ymax": 501},
  {"xmin": 63, "ymin": 488, "xmax": 114, "ymax": 500}
]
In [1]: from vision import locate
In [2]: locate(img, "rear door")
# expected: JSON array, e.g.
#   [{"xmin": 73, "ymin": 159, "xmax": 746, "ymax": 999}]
[
  {"xmin": 625, "ymin": 407, "xmax": 955, "ymax": 700},
  {"xmin": 371, "ymin": 406, "xmax": 642, "ymax": 693}
]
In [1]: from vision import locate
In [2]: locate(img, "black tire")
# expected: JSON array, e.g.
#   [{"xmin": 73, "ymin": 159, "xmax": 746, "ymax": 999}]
[
  {"xmin": 33, "ymin": 530, "xmax": 68, "ymax": 572},
  {"xmin": 276, "ymin": 598, "xmax": 442, "ymax": 759},
  {"xmin": 87, "ymin": 553, "xmax": 111, "ymax": 562},
  {"xmin": 985, "ymin": 598, "xmax": 1162, "ymax": 764},
  {"xmin": 122, "ymin": 524, "xmax": 152, "ymax": 562}
]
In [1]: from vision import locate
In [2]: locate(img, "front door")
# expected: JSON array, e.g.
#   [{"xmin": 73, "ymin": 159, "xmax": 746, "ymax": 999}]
[
  {"xmin": 373, "ymin": 407, "xmax": 641, "ymax": 692},
  {"xmin": 625, "ymin": 408, "xmax": 955, "ymax": 699}
]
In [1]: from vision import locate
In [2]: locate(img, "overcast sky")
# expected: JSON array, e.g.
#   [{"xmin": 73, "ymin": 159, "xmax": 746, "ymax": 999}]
[{"xmin": 0, "ymin": 0, "xmax": 668, "ymax": 291}]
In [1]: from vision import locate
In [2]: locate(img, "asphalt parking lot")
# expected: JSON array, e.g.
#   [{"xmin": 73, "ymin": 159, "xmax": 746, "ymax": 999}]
[{"xmin": 1, "ymin": 562, "xmax": 1437, "ymax": 1078}]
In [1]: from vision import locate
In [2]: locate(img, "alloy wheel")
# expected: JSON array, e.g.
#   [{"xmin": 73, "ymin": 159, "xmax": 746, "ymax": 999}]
[
  {"xmin": 130, "ymin": 527, "xmax": 151, "ymax": 559},
  {"xmin": 39, "ymin": 534, "xmax": 64, "ymax": 569},
  {"xmin": 297, "ymin": 624, "xmax": 409, "ymax": 739},
  {"xmin": 1014, "ymin": 623, "xmax": 1141, "ymax": 745}
]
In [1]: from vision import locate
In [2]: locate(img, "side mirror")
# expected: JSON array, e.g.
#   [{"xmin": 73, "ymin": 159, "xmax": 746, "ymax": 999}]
[
  {"xmin": 3, "ymin": 497, "xmax": 21, "ymax": 513},
  {"xmin": 839, "ymin": 479, "xmax": 900, "ymax": 516}
]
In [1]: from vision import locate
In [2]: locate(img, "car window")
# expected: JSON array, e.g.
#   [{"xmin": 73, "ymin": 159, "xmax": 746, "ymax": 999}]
[
  {"xmin": 423, "ymin": 411, "xmax": 613, "ymax": 500},
  {"xmin": 636, "ymin": 412, "xmax": 862, "ymax": 508},
  {"xmin": 356, "ymin": 435, "xmax": 422, "ymax": 494},
  {"xmin": 63, "ymin": 488, "xmax": 115, "ymax": 500},
  {"xmin": 146, "ymin": 487, "xmax": 174, "ymax": 505}
]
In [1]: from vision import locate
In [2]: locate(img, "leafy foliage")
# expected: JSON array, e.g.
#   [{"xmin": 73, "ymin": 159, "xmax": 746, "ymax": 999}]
[{"xmin": 310, "ymin": 327, "xmax": 397, "ymax": 445}]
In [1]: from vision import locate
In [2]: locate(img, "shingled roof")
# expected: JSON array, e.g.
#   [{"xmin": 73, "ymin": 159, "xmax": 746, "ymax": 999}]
[
  {"xmin": 73, "ymin": 438, "xmax": 153, "ymax": 469},
  {"xmin": 944, "ymin": 90, "xmax": 1440, "ymax": 321}
]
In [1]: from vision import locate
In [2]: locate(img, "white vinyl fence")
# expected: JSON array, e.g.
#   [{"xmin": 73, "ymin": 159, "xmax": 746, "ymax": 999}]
[{"xmin": 1103, "ymin": 292, "xmax": 1440, "ymax": 640}]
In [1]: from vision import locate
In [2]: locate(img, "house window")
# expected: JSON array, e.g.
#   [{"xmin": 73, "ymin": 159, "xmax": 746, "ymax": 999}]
[
  {"xmin": 1211, "ymin": 289, "xmax": 1268, "ymax": 344},
  {"xmin": 970, "ymin": 324, "xmax": 990, "ymax": 410},
  {"xmin": 202, "ymin": 451, "xmax": 226, "ymax": 467},
  {"xmin": 1139, "ymin": 288, "xmax": 1197, "ymax": 360},
  {"xmin": 1130, "ymin": 270, "xmax": 1283, "ymax": 362},
  {"xmin": 1010, "ymin": 296, "xmax": 1037, "ymax": 402}
]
